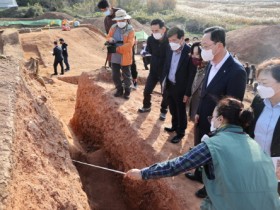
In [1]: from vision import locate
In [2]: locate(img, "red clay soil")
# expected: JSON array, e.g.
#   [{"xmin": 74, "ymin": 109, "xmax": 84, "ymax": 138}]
[
  {"xmin": 70, "ymin": 69, "xmax": 202, "ymax": 210},
  {"xmin": 5, "ymin": 64, "xmax": 90, "ymax": 210},
  {"xmin": 226, "ymin": 25, "xmax": 280, "ymax": 64},
  {"xmin": 0, "ymin": 29, "xmax": 90, "ymax": 209}
]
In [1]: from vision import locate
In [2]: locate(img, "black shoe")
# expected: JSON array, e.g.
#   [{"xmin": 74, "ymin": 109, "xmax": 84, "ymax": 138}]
[
  {"xmin": 114, "ymin": 90, "xmax": 123, "ymax": 97},
  {"xmin": 60, "ymin": 73, "xmax": 64, "ymax": 75},
  {"xmin": 138, "ymin": 107, "xmax": 151, "ymax": 113},
  {"xmin": 164, "ymin": 127, "xmax": 176, "ymax": 132},
  {"xmin": 159, "ymin": 113, "xmax": 166, "ymax": 121},
  {"xmin": 123, "ymin": 89, "xmax": 130, "ymax": 100},
  {"xmin": 51, "ymin": 73, "xmax": 58, "ymax": 76},
  {"xmin": 170, "ymin": 135, "xmax": 184, "ymax": 144},
  {"xmin": 185, "ymin": 172, "xmax": 199, "ymax": 181},
  {"xmin": 195, "ymin": 186, "xmax": 207, "ymax": 198}
]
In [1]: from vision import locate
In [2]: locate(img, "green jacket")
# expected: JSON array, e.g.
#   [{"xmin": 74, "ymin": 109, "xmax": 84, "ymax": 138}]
[{"xmin": 201, "ymin": 125, "xmax": 280, "ymax": 210}]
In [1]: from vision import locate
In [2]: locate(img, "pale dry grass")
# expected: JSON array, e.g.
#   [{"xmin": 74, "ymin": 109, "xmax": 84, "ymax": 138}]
[{"xmin": 176, "ymin": 0, "xmax": 280, "ymax": 28}]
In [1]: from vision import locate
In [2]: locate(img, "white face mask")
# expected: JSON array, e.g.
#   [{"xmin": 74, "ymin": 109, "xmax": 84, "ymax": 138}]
[
  {"xmin": 257, "ymin": 84, "xmax": 275, "ymax": 98},
  {"xmin": 117, "ymin": 22, "xmax": 127, "ymax": 28},
  {"xmin": 210, "ymin": 120, "xmax": 216, "ymax": 132},
  {"xmin": 210, "ymin": 116, "xmax": 221, "ymax": 132},
  {"xmin": 153, "ymin": 33, "xmax": 163, "ymax": 40},
  {"xmin": 201, "ymin": 49, "xmax": 214, "ymax": 61},
  {"xmin": 169, "ymin": 42, "xmax": 181, "ymax": 51},
  {"xmin": 103, "ymin": 9, "xmax": 111, "ymax": 16}
]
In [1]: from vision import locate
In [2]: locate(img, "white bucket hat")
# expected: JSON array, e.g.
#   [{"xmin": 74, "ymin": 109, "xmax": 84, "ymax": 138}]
[{"xmin": 113, "ymin": 9, "xmax": 131, "ymax": 21}]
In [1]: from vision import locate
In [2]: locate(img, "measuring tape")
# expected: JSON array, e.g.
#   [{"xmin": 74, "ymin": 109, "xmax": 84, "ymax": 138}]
[{"xmin": 72, "ymin": 160, "xmax": 126, "ymax": 175}]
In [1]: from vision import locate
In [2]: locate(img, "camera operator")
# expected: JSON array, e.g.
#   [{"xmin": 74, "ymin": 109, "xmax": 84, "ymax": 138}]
[{"xmin": 106, "ymin": 9, "xmax": 135, "ymax": 99}]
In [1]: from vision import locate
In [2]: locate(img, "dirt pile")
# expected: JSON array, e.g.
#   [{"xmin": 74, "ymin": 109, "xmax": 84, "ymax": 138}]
[
  {"xmin": 5, "ymin": 63, "xmax": 90, "ymax": 210},
  {"xmin": 1, "ymin": 29, "xmax": 23, "ymax": 59},
  {"xmin": 0, "ymin": 56, "xmax": 19, "ymax": 210},
  {"xmin": 35, "ymin": 12, "xmax": 75, "ymax": 21},
  {"xmin": 227, "ymin": 25, "xmax": 280, "ymax": 64}
]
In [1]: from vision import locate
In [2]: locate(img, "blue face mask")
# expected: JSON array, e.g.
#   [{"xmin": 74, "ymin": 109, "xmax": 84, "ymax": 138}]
[{"xmin": 103, "ymin": 9, "xmax": 111, "ymax": 16}]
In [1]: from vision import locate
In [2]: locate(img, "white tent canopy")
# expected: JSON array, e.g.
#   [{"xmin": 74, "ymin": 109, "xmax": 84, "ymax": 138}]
[{"xmin": 0, "ymin": 0, "xmax": 18, "ymax": 8}]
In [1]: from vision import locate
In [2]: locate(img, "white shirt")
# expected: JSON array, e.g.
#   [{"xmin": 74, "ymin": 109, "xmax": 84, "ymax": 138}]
[
  {"xmin": 207, "ymin": 51, "xmax": 230, "ymax": 86},
  {"xmin": 168, "ymin": 49, "xmax": 182, "ymax": 83},
  {"xmin": 254, "ymin": 99, "xmax": 280, "ymax": 156}
]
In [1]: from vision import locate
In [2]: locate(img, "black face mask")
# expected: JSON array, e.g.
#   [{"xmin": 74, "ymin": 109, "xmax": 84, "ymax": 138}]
[{"xmin": 192, "ymin": 57, "xmax": 202, "ymax": 67}]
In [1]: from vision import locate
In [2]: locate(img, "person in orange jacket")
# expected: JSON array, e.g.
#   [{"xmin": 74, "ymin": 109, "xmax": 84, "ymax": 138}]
[{"xmin": 106, "ymin": 9, "xmax": 135, "ymax": 99}]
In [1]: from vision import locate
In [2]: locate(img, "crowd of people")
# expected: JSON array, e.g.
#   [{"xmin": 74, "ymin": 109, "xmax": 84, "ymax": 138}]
[
  {"xmin": 53, "ymin": 0, "xmax": 279, "ymax": 209},
  {"xmin": 96, "ymin": 0, "xmax": 280, "ymax": 209}
]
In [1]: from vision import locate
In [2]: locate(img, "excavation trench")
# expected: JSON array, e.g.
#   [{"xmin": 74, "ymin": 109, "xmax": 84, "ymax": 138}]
[{"xmin": 69, "ymin": 71, "xmax": 200, "ymax": 210}]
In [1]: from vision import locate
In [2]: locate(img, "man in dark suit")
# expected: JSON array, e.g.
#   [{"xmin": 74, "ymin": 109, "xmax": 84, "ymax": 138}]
[
  {"xmin": 59, "ymin": 38, "xmax": 70, "ymax": 71},
  {"xmin": 162, "ymin": 27, "xmax": 196, "ymax": 143},
  {"xmin": 52, "ymin": 40, "xmax": 64, "ymax": 76},
  {"xmin": 185, "ymin": 26, "xmax": 246, "ymax": 197},
  {"xmin": 138, "ymin": 19, "xmax": 169, "ymax": 121}
]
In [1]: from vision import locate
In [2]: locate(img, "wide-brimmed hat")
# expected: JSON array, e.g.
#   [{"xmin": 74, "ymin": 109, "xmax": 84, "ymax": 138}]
[{"xmin": 113, "ymin": 9, "xmax": 131, "ymax": 21}]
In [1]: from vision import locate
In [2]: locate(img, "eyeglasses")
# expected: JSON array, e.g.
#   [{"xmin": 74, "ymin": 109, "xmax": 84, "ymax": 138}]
[
  {"xmin": 200, "ymin": 43, "xmax": 216, "ymax": 50},
  {"xmin": 207, "ymin": 115, "xmax": 218, "ymax": 123}
]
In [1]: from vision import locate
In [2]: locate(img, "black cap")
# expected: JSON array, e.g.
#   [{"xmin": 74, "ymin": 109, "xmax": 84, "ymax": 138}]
[{"xmin": 97, "ymin": 0, "xmax": 109, "ymax": 9}]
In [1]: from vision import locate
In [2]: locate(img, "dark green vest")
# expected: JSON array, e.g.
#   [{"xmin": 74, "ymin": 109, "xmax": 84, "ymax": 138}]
[{"xmin": 201, "ymin": 125, "xmax": 280, "ymax": 210}]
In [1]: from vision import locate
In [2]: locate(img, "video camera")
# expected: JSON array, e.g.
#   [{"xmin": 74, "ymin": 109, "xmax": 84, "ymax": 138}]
[{"xmin": 104, "ymin": 41, "xmax": 123, "ymax": 53}]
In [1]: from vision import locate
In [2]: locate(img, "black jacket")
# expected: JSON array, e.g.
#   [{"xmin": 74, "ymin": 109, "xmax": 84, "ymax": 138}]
[
  {"xmin": 53, "ymin": 46, "xmax": 63, "ymax": 62},
  {"xmin": 249, "ymin": 95, "xmax": 280, "ymax": 157},
  {"xmin": 197, "ymin": 54, "xmax": 247, "ymax": 139},
  {"xmin": 161, "ymin": 44, "xmax": 196, "ymax": 97},
  {"xmin": 61, "ymin": 43, "xmax": 68, "ymax": 57},
  {"xmin": 146, "ymin": 34, "xmax": 170, "ymax": 77}
]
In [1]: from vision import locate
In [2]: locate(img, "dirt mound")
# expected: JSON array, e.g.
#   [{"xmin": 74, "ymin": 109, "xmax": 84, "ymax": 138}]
[
  {"xmin": 1, "ymin": 29, "xmax": 23, "ymax": 59},
  {"xmin": 4, "ymin": 63, "xmax": 90, "ymax": 210},
  {"xmin": 227, "ymin": 25, "xmax": 280, "ymax": 64},
  {"xmin": 35, "ymin": 12, "xmax": 75, "ymax": 21},
  {"xmin": 0, "ymin": 29, "xmax": 91, "ymax": 209},
  {"xmin": 83, "ymin": 17, "xmax": 151, "ymax": 35}
]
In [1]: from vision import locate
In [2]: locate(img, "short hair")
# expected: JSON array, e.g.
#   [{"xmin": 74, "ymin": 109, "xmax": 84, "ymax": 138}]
[
  {"xmin": 54, "ymin": 41, "xmax": 58, "ymax": 45},
  {"xmin": 185, "ymin": 38, "xmax": 190, "ymax": 42},
  {"xmin": 190, "ymin": 42, "xmax": 201, "ymax": 55},
  {"xmin": 167, "ymin": 26, "xmax": 184, "ymax": 39},
  {"xmin": 59, "ymin": 38, "xmax": 64, "ymax": 42},
  {"xmin": 150, "ymin": 19, "xmax": 165, "ymax": 28},
  {"xmin": 97, "ymin": 0, "xmax": 109, "ymax": 9},
  {"xmin": 203, "ymin": 26, "xmax": 226, "ymax": 46},
  {"xmin": 256, "ymin": 58, "xmax": 280, "ymax": 82},
  {"xmin": 216, "ymin": 97, "xmax": 253, "ymax": 129}
]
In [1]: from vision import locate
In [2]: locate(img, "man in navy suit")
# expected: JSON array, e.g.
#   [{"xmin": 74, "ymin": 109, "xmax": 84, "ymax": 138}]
[
  {"xmin": 52, "ymin": 40, "xmax": 64, "ymax": 76},
  {"xmin": 162, "ymin": 27, "xmax": 196, "ymax": 143},
  {"xmin": 185, "ymin": 26, "xmax": 247, "ymax": 198}
]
